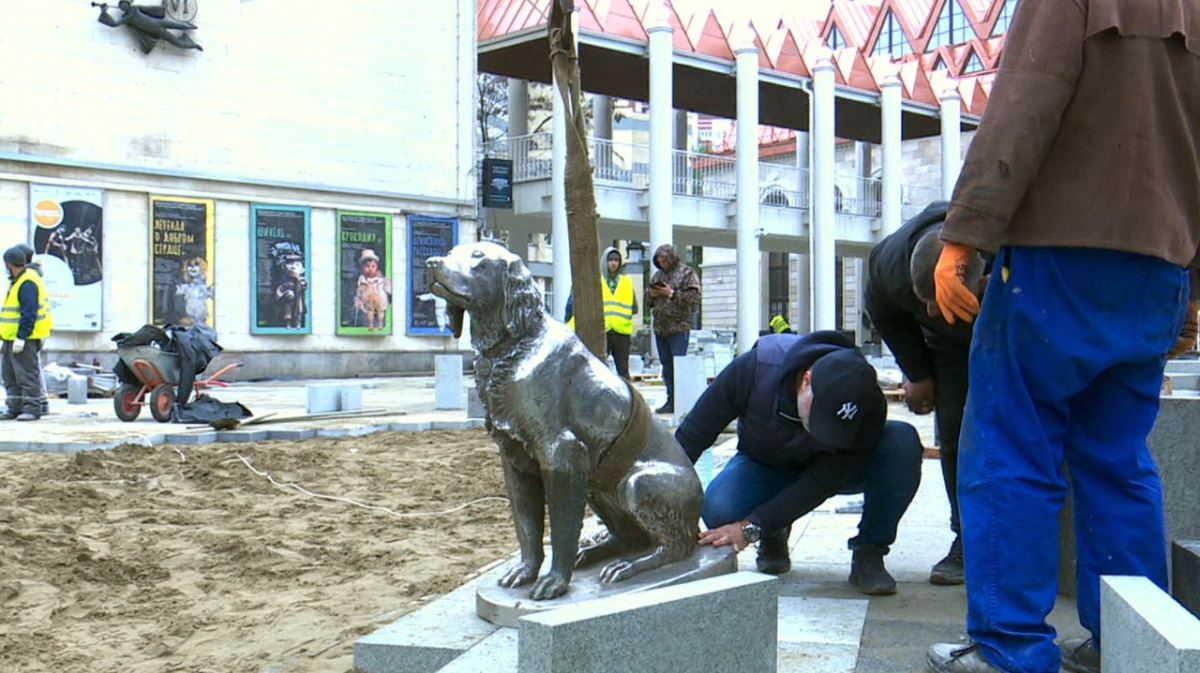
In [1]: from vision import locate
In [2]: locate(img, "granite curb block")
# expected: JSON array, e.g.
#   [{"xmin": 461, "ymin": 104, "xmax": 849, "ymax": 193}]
[
  {"xmin": 518, "ymin": 572, "xmax": 779, "ymax": 673},
  {"xmin": 431, "ymin": 419, "xmax": 481, "ymax": 431},
  {"xmin": 354, "ymin": 578, "xmax": 500, "ymax": 673},
  {"xmin": 164, "ymin": 432, "xmax": 218, "ymax": 445},
  {"xmin": 390, "ymin": 421, "xmax": 432, "ymax": 432},
  {"xmin": 1101, "ymin": 575, "xmax": 1200, "ymax": 673},
  {"xmin": 315, "ymin": 423, "xmax": 394, "ymax": 438},
  {"xmin": 215, "ymin": 429, "xmax": 272, "ymax": 443},
  {"xmin": 266, "ymin": 428, "xmax": 318, "ymax": 441}
]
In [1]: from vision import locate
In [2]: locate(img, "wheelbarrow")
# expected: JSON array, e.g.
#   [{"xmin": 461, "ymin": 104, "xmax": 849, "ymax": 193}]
[{"xmin": 112, "ymin": 345, "xmax": 241, "ymax": 423}]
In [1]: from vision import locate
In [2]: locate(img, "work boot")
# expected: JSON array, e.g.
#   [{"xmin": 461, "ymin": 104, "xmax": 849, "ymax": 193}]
[
  {"xmin": 930, "ymin": 535, "xmax": 965, "ymax": 585},
  {"xmin": 755, "ymin": 526, "xmax": 791, "ymax": 574},
  {"xmin": 1059, "ymin": 637, "xmax": 1101, "ymax": 673},
  {"xmin": 655, "ymin": 400, "xmax": 674, "ymax": 414},
  {"xmin": 849, "ymin": 549, "xmax": 897, "ymax": 595},
  {"xmin": 927, "ymin": 642, "xmax": 1003, "ymax": 672}
]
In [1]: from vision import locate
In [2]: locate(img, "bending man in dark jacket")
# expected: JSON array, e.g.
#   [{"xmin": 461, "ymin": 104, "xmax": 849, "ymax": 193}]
[
  {"xmin": 864, "ymin": 201, "xmax": 986, "ymax": 587},
  {"xmin": 675, "ymin": 331, "xmax": 923, "ymax": 596}
]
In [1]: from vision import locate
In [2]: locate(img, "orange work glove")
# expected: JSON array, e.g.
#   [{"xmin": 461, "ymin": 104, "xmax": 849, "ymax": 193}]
[
  {"xmin": 1167, "ymin": 300, "xmax": 1199, "ymax": 359},
  {"xmin": 934, "ymin": 241, "xmax": 981, "ymax": 324}
]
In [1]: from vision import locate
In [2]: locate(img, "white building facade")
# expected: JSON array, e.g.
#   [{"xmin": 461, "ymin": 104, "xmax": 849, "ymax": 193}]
[{"xmin": 0, "ymin": 0, "xmax": 478, "ymax": 378}]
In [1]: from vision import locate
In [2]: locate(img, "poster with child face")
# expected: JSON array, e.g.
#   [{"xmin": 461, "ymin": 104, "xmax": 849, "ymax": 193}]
[{"xmin": 337, "ymin": 211, "xmax": 392, "ymax": 335}]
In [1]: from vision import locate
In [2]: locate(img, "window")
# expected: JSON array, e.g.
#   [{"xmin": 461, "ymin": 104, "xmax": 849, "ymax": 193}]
[
  {"xmin": 992, "ymin": 0, "xmax": 1018, "ymax": 36},
  {"xmin": 927, "ymin": 0, "xmax": 972, "ymax": 49},
  {"xmin": 872, "ymin": 11, "xmax": 912, "ymax": 60},
  {"xmin": 768, "ymin": 253, "xmax": 789, "ymax": 325},
  {"xmin": 826, "ymin": 25, "xmax": 845, "ymax": 51},
  {"xmin": 962, "ymin": 50, "xmax": 984, "ymax": 74}
]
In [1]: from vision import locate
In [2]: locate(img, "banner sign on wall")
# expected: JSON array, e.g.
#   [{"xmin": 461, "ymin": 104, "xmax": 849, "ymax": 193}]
[
  {"xmin": 337, "ymin": 211, "xmax": 392, "ymax": 336},
  {"xmin": 28, "ymin": 184, "xmax": 104, "ymax": 331},
  {"xmin": 250, "ymin": 204, "xmax": 311, "ymax": 334},
  {"xmin": 481, "ymin": 158, "xmax": 513, "ymax": 208},
  {"xmin": 407, "ymin": 215, "xmax": 458, "ymax": 336},
  {"xmin": 150, "ymin": 196, "xmax": 215, "ymax": 328}
]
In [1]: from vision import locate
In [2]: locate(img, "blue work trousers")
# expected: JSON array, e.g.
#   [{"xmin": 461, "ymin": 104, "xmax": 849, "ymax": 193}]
[
  {"xmin": 701, "ymin": 420, "xmax": 923, "ymax": 552},
  {"xmin": 962, "ymin": 246, "xmax": 1189, "ymax": 673}
]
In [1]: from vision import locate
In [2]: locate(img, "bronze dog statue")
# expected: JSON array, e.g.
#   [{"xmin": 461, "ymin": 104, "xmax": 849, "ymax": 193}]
[{"xmin": 427, "ymin": 241, "xmax": 702, "ymax": 600}]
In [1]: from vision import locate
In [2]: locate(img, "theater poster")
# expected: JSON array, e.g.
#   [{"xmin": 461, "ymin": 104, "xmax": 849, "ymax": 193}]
[
  {"xmin": 337, "ymin": 211, "xmax": 392, "ymax": 336},
  {"xmin": 150, "ymin": 196, "xmax": 215, "ymax": 328},
  {"xmin": 28, "ymin": 184, "xmax": 104, "ymax": 331},
  {"xmin": 250, "ymin": 204, "xmax": 311, "ymax": 334},
  {"xmin": 407, "ymin": 215, "xmax": 458, "ymax": 336}
]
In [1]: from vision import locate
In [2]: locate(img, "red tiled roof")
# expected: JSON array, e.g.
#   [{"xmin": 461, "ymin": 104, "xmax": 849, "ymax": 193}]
[{"xmin": 478, "ymin": 0, "xmax": 1015, "ymax": 116}]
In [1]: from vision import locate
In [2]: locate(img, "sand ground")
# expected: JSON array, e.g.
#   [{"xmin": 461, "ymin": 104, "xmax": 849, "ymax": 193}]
[{"xmin": 0, "ymin": 428, "xmax": 516, "ymax": 673}]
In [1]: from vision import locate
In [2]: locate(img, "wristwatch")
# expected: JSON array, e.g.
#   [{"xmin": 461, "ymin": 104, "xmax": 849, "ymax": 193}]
[{"xmin": 740, "ymin": 520, "xmax": 762, "ymax": 544}]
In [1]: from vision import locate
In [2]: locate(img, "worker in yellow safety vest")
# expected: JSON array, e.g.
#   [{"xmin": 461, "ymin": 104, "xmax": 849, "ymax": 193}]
[
  {"xmin": 1, "ymin": 245, "xmax": 52, "ymax": 421},
  {"xmin": 565, "ymin": 247, "xmax": 639, "ymax": 379}
]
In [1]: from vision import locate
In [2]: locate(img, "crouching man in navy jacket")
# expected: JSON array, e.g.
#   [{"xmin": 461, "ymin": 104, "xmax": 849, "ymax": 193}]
[{"xmin": 675, "ymin": 330, "xmax": 923, "ymax": 595}]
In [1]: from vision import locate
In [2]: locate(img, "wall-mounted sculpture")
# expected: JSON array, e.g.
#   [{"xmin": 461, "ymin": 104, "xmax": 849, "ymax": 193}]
[
  {"xmin": 427, "ymin": 241, "xmax": 703, "ymax": 600},
  {"xmin": 94, "ymin": 1, "xmax": 202, "ymax": 54}
]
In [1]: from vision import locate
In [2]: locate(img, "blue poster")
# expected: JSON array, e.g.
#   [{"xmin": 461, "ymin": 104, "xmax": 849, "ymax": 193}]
[{"xmin": 408, "ymin": 215, "xmax": 458, "ymax": 336}]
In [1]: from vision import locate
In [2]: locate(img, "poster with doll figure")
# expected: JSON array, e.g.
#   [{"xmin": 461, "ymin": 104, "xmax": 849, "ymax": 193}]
[
  {"xmin": 251, "ymin": 204, "xmax": 311, "ymax": 334},
  {"xmin": 28, "ymin": 183, "xmax": 104, "ymax": 331},
  {"xmin": 336, "ymin": 211, "xmax": 392, "ymax": 336},
  {"xmin": 149, "ymin": 196, "xmax": 215, "ymax": 328}
]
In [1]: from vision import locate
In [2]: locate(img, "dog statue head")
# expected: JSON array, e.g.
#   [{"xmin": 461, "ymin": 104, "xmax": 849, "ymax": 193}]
[{"xmin": 425, "ymin": 241, "xmax": 544, "ymax": 352}]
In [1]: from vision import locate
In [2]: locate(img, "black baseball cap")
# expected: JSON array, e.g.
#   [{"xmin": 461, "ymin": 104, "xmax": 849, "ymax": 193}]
[{"xmin": 806, "ymin": 349, "xmax": 885, "ymax": 450}]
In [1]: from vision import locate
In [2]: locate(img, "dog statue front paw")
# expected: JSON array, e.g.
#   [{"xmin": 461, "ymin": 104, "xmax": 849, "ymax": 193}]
[
  {"xmin": 598, "ymin": 559, "xmax": 637, "ymax": 583},
  {"xmin": 498, "ymin": 562, "xmax": 539, "ymax": 588},
  {"xmin": 529, "ymin": 571, "xmax": 570, "ymax": 600}
]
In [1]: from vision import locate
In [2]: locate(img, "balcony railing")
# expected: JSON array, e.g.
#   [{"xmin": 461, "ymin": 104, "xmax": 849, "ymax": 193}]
[{"xmin": 482, "ymin": 133, "xmax": 944, "ymax": 219}]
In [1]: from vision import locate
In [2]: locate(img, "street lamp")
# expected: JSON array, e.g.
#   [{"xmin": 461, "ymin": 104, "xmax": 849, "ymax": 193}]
[{"xmin": 626, "ymin": 241, "xmax": 645, "ymax": 263}]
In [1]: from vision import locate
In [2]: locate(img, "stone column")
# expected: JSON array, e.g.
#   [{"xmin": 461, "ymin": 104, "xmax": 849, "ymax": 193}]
[
  {"xmin": 648, "ymin": 4, "xmax": 674, "ymax": 253},
  {"xmin": 735, "ymin": 30, "xmax": 761, "ymax": 354},
  {"xmin": 811, "ymin": 59, "xmax": 836, "ymax": 331},
  {"xmin": 550, "ymin": 13, "xmax": 576, "ymax": 320},
  {"xmin": 508, "ymin": 79, "xmax": 529, "ymax": 138},
  {"xmin": 881, "ymin": 74, "xmax": 903, "ymax": 237},
  {"xmin": 794, "ymin": 132, "xmax": 811, "ymax": 334},
  {"xmin": 939, "ymin": 82, "xmax": 963, "ymax": 200}
]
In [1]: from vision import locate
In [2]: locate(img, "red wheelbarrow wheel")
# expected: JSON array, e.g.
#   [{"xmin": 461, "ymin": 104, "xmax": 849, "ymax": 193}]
[
  {"xmin": 113, "ymin": 384, "xmax": 142, "ymax": 422},
  {"xmin": 150, "ymin": 384, "xmax": 176, "ymax": 423}
]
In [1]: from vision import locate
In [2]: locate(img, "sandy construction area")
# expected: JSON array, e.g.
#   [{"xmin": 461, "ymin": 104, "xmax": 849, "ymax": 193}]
[{"xmin": 0, "ymin": 429, "xmax": 515, "ymax": 673}]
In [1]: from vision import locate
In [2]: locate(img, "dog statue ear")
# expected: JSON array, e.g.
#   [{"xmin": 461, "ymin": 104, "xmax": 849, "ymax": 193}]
[{"xmin": 447, "ymin": 305, "xmax": 465, "ymax": 339}]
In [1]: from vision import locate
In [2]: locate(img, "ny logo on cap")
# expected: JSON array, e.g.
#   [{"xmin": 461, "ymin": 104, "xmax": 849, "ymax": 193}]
[{"xmin": 837, "ymin": 402, "xmax": 859, "ymax": 420}]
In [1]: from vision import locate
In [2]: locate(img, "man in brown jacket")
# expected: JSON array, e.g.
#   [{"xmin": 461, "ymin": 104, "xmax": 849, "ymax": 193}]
[
  {"xmin": 647, "ymin": 244, "xmax": 701, "ymax": 414},
  {"xmin": 926, "ymin": 2, "xmax": 1200, "ymax": 672}
]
